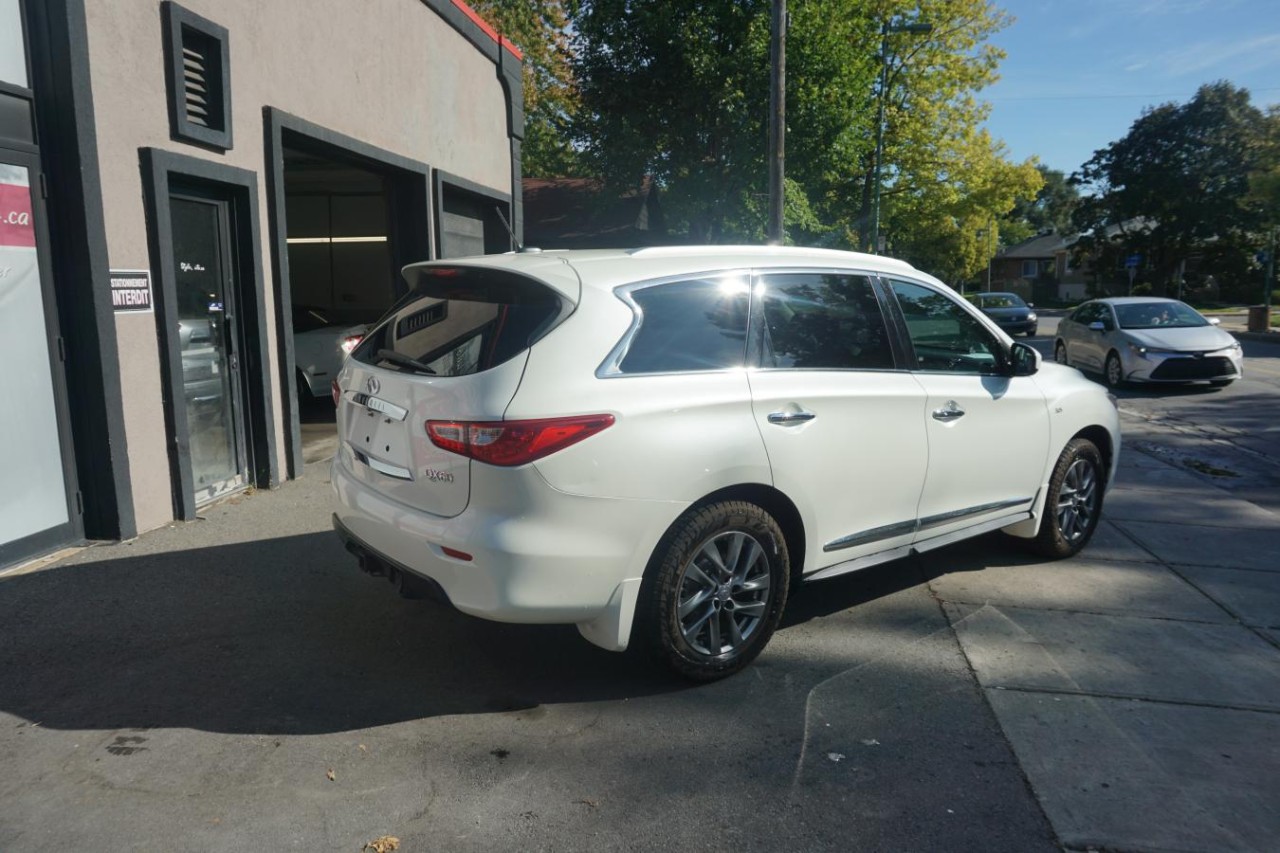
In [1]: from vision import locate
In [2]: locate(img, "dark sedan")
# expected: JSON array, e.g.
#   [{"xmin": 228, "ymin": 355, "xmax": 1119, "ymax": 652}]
[{"xmin": 971, "ymin": 292, "xmax": 1038, "ymax": 336}]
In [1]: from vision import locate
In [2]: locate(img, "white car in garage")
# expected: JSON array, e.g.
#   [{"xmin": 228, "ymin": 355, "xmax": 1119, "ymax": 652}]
[
  {"xmin": 332, "ymin": 247, "xmax": 1121, "ymax": 680},
  {"xmin": 292, "ymin": 306, "xmax": 368, "ymax": 402}
]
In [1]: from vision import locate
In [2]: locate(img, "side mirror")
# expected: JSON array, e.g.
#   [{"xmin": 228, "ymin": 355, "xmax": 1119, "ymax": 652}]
[
  {"xmin": 1088, "ymin": 321, "xmax": 1106, "ymax": 332},
  {"xmin": 1208, "ymin": 317, "xmax": 1221, "ymax": 326},
  {"xmin": 1028, "ymin": 302, "xmax": 1035, "ymax": 309},
  {"xmin": 1009, "ymin": 341, "xmax": 1041, "ymax": 377}
]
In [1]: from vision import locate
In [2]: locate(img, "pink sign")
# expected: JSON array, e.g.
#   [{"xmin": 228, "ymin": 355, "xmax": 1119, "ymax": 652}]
[{"xmin": 0, "ymin": 181, "xmax": 36, "ymax": 248}]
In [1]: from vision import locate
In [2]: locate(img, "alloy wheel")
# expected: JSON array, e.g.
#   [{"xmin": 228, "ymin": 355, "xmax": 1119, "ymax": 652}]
[
  {"xmin": 1055, "ymin": 458, "xmax": 1099, "ymax": 544},
  {"xmin": 676, "ymin": 531, "xmax": 772, "ymax": 657},
  {"xmin": 1106, "ymin": 353, "xmax": 1122, "ymax": 387}
]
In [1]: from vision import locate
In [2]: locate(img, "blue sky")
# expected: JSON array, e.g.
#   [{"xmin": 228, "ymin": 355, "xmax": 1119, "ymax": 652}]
[{"xmin": 982, "ymin": 0, "xmax": 1280, "ymax": 176}]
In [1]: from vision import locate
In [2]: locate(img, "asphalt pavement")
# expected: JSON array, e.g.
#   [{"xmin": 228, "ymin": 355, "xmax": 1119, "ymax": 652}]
[{"xmin": 3, "ymin": 336, "xmax": 1279, "ymax": 852}]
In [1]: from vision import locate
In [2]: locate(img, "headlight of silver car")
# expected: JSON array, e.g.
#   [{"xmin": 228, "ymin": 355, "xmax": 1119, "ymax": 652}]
[
  {"xmin": 1127, "ymin": 342, "xmax": 1149, "ymax": 358},
  {"xmin": 1026, "ymin": 312, "xmax": 1037, "ymax": 322}
]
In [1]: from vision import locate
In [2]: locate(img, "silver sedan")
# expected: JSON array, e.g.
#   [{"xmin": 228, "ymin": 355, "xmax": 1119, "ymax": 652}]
[{"xmin": 1054, "ymin": 297, "xmax": 1243, "ymax": 388}]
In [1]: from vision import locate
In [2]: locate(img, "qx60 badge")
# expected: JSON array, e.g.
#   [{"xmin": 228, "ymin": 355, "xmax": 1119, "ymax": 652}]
[{"xmin": 366, "ymin": 376, "xmax": 380, "ymax": 395}]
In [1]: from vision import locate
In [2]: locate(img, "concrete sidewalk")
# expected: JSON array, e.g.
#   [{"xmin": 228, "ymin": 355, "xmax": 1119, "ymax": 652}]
[{"xmin": 925, "ymin": 421, "xmax": 1280, "ymax": 852}]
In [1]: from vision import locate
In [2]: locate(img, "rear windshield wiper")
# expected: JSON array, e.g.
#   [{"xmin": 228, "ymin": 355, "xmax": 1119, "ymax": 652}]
[{"xmin": 376, "ymin": 349, "xmax": 437, "ymax": 375}]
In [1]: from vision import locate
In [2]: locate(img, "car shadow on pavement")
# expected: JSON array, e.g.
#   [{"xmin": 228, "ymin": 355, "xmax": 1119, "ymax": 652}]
[
  {"xmin": 0, "ymin": 527, "xmax": 1047, "ymax": 736},
  {"xmin": 781, "ymin": 532, "xmax": 1038, "ymax": 628},
  {"xmin": 0, "ymin": 532, "xmax": 696, "ymax": 736}
]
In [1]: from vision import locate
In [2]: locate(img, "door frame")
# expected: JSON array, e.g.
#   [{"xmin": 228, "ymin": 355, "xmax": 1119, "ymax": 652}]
[
  {"xmin": 0, "ymin": 145, "xmax": 83, "ymax": 566},
  {"xmin": 141, "ymin": 148, "xmax": 277, "ymax": 521},
  {"xmin": 263, "ymin": 108, "xmax": 433, "ymax": 480}
]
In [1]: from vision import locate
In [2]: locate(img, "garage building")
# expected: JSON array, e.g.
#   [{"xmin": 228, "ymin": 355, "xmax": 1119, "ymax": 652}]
[{"xmin": 0, "ymin": 0, "xmax": 523, "ymax": 569}]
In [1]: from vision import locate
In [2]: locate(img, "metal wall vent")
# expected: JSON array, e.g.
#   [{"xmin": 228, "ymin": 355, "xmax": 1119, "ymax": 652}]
[{"xmin": 180, "ymin": 27, "xmax": 222, "ymax": 130}]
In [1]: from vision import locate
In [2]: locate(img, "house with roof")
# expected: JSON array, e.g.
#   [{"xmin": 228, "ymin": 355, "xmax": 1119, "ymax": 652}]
[{"xmin": 523, "ymin": 176, "xmax": 668, "ymax": 249}]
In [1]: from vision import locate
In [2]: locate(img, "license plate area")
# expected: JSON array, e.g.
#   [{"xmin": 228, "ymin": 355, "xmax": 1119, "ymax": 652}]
[{"xmin": 349, "ymin": 407, "xmax": 413, "ymax": 480}]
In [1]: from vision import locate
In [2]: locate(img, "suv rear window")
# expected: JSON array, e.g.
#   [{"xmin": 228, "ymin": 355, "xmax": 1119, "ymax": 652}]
[{"xmin": 352, "ymin": 267, "xmax": 565, "ymax": 377}]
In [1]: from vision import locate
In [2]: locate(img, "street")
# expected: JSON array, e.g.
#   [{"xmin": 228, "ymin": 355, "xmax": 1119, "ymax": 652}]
[{"xmin": 1, "ymin": 324, "xmax": 1278, "ymax": 852}]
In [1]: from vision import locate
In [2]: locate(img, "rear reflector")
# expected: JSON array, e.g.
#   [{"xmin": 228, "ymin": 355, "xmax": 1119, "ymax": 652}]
[
  {"xmin": 331, "ymin": 379, "xmax": 341, "ymax": 407},
  {"xmin": 441, "ymin": 546, "xmax": 473, "ymax": 562},
  {"xmin": 426, "ymin": 414, "xmax": 615, "ymax": 467}
]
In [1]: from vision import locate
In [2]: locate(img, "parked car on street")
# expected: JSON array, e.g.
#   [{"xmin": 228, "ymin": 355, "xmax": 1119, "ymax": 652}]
[
  {"xmin": 332, "ymin": 247, "xmax": 1121, "ymax": 680},
  {"xmin": 292, "ymin": 306, "xmax": 368, "ymax": 402},
  {"xmin": 970, "ymin": 291, "xmax": 1038, "ymax": 336},
  {"xmin": 1054, "ymin": 297, "xmax": 1243, "ymax": 388}
]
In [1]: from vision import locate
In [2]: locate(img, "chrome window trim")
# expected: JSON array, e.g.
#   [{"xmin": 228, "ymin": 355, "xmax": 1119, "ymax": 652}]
[{"xmin": 596, "ymin": 265, "xmax": 905, "ymax": 378}]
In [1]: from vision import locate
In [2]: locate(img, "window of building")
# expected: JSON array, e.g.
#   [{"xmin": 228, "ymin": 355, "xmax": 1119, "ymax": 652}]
[
  {"xmin": 757, "ymin": 273, "xmax": 894, "ymax": 370},
  {"xmin": 163, "ymin": 2, "xmax": 232, "ymax": 150},
  {"xmin": 1020, "ymin": 260, "xmax": 1038, "ymax": 278}
]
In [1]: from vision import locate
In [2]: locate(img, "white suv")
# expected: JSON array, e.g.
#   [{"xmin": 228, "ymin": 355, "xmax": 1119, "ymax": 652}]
[{"xmin": 332, "ymin": 247, "xmax": 1120, "ymax": 680}]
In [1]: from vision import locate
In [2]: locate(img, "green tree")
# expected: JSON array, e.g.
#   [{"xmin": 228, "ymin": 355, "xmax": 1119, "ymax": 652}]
[
  {"xmin": 1002, "ymin": 164, "xmax": 1079, "ymax": 245},
  {"xmin": 468, "ymin": 0, "xmax": 582, "ymax": 177},
  {"xmin": 570, "ymin": 0, "xmax": 1036, "ymax": 258},
  {"xmin": 1071, "ymin": 82, "xmax": 1267, "ymax": 297}
]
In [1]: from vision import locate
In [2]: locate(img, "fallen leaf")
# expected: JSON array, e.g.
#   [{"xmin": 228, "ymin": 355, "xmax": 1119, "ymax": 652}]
[
  {"xmin": 575, "ymin": 798, "xmax": 599, "ymax": 808},
  {"xmin": 827, "ymin": 752, "xmax": 845, "ymax": 762},
  {"xmin": 358, "ymin": 744, "xmax": 368, "ymax": 752},
  {"xmin": 326, "ymin": 768, "xmax": 336, "ymax": 782},
  {"xmin": 362, "ymin": 836, "xmax": 400, "ymax": 853},
  {"xmin": 860, "ymin": 739, "xmax": 880, "ymax": 746}
]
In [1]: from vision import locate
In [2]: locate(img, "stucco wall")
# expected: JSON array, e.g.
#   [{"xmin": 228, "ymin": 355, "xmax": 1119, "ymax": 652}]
[{"xmin": 84, "ymin": 0, "xmax": 514, "ymax": 534}]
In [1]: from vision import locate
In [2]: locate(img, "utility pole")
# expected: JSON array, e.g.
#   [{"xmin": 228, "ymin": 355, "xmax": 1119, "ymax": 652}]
[
  {"xmin": 766, "ymin": 0, "xmax": 786, "ymax": 245},
  {"xmin": 1266, "ymin": 227, "xmax": 1276, "ymax": 331}
]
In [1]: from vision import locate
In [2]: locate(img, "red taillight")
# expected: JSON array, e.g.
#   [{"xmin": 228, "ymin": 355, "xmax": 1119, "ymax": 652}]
[
  {"xmin": 340, "ymin": 334, "xmax": 363, "ymax": 355},
  {"xmin": 331, "ymin": 379, "xmax": 341, "ymax": 407},
  {"xmin": 426, "ymin": 414, "xmax": 615, "ymax": 466}
]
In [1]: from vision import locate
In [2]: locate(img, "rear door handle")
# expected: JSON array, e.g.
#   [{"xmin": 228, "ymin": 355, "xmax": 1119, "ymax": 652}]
[
  {"xmin": 767, "ymin": 410, "xmax": 816, "ymax": 425},
  {"xmin": 931, "ymin": 401, "xmax": 965, "ymax": 422}
]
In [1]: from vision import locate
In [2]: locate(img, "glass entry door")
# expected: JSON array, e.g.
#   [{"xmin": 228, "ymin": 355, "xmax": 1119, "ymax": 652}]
[
  {"xmin": 0, "ymin": 156, "xmax": 77, "ymax": 564},
  {"xmin": 169, "ymin": 193, "xmax": 247, "ymax": 503}
]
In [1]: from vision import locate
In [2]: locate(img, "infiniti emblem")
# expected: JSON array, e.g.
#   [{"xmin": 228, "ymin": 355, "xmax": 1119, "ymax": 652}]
[{"xmin": 366, "ymin": 376, "xmax": 381, "ymax": 394}]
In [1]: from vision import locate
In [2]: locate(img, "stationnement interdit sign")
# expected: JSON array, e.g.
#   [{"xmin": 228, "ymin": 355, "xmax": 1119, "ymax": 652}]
[{"xmin": 110, "ymin": 269, "xmax": 153, "ymax": 313}]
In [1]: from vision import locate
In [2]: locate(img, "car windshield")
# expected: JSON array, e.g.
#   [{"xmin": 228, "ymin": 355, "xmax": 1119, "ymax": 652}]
[
  {"xmin": 1114, "ymin": 301, "xmax": 1208, "ymax": 330},
  {"xmin": 980, "ymin": 294, "xmax": 1026, "ymax": 309}
]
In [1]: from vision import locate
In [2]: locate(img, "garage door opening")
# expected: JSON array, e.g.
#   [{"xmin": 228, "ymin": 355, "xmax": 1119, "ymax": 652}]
[{"xmin": 283, "ymin": 145, "xmax": 408, "ymax": 464}]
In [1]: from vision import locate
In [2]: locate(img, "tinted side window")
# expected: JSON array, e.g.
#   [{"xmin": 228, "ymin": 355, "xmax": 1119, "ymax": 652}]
[
  {"xmin": 1071, "ymin": 303, "xmax": 1098, "ymax": 324},
  {"xmin": 618, "ymin": 279, "xmax": 749, "ymax": 374},
  {"xmin": 889, "ymin": 279, "xmax": 1005, "ymax": 374},
  {"xmin": 759, "ymin": 273, "xmax": 894, "ymax": 370}
]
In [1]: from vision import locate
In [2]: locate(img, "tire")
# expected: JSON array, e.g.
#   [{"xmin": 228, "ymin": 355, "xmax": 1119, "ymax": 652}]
[
  {"xmin": 1104, "ymin": 351, "xmax": 1124, "ymax": 389},
  {"xmin": 1026, "ymin": 327, "xmax": 1038, "ymax": 337},
  {"xmin": 1031, "ymin": 438, "xmax": 1105, "ymax": 559},
  {"xmin": 634, "ymin": 501, "xmax": 790, "ymax": 682},
  {"xmin": 295, "ymin": 369, "xmax": 313, "ymax": 408},
  {"xmin": 1054, "ymin": 341, "xmax": 1069, "ymax": 365}
]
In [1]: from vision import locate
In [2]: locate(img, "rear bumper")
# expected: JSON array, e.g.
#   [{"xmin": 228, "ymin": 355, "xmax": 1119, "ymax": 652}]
[{"xmin": 331, "ymin": 457, "xmax": 685, "ymax": 648}]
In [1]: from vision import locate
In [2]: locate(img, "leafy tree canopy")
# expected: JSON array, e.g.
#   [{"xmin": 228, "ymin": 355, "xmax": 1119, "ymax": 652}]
[
  {"xmin": 1071, "ymin": 81, "xmax": 1268, "ymax": 294},
  {"xmin": 468, "ymin": 0, "xmax": 582, "ymax": 177},
  {"xmin": 568, "ymin": 0, "xmax": 1039, "ymax": 279}
]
